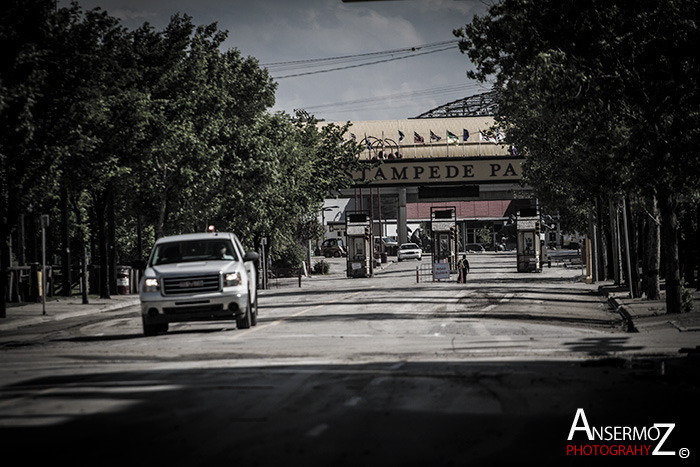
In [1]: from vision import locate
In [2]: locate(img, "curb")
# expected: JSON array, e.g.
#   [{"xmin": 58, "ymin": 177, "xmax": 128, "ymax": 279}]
[
  {"xmin": 0, "ymin": 297, "xmax": 140, "ymax": 332},
  {"xmin": 607, "ymin": 296, "xmax": 638, "ymax": 333}
]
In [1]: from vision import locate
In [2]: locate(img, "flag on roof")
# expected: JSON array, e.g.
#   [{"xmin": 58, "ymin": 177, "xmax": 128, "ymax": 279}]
[
  {"xmin": 430, "ymin": 130, "xmax": 441, "ymax": 142},
  {"xmin": 479, "ymin": 130, "xmax": 497, "ymax": 144},
  {"xmin": 463, "ymin": 129, "xmax": 470, "ymax": 141},
  {"xmin": 447, "ymin": 131, "xmax": 459, "ymax": 145},
  {"xmin": 398, "ymin": 130, "xmax": 404, "ymax": 142},
  {"xmin": 414, "ymin": 132, "xmax": 424, "ymax": 144},
  {"xmin": 496, "ymin": 128, "xmax": 505, "ymax": 142}
]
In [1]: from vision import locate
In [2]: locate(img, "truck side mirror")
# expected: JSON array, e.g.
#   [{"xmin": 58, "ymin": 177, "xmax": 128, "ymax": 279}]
[{"xmin": 244, "ymin": 251, "xmax": 260, "ymax": 262}]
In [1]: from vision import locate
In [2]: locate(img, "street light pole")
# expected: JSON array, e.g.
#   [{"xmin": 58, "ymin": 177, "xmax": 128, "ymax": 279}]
[{"xmin": 261, "ymin": 237, "xmax": 267, "ymax": 290}]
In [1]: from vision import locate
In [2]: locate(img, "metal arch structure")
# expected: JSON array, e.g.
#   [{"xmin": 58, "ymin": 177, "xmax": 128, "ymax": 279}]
[
  {"xmin": 360, "ymin": 135, "xmax": 404, "ymax": 160},
  {"xmin": 413, "ymin": 91, "xmax": 498, "ymax": 119}
]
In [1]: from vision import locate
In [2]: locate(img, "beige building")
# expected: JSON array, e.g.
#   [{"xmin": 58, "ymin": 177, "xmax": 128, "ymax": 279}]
[
  {"xmin": 321, "ymin": 116, "xmax": 511, "ymax": 160},
  {"xmin": 318, "ymin": 116, "xmax": 539, "ymax": 250}
]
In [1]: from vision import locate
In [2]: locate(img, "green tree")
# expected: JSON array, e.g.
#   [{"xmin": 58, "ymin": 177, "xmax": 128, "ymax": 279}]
[
  {"xmin": 42, "ymin": 4, "xmax": 140, "ymax": 298},
  {"xmin": 214, "ymin": 111, "xmax": 361, "ymax": 266},
  {"xmin": 1, "ymin": 0, "xmax": 60, "ymax": 316},
  {"xmin": 455, "ymin": 0, "xmax": 700, "ymax": 313},
  {"xmin": 1, "ymin": 1, "xmax": 364, "ymax": 310},
  {"xmin": 129, "ymin": 16, "xmax": 277, "ymax": 242}
]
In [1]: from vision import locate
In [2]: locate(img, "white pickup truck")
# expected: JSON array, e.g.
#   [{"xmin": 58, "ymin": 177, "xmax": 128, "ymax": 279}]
[{"xmin": 138, "ymin": 232, "xmax": 259, "ymax": 336}]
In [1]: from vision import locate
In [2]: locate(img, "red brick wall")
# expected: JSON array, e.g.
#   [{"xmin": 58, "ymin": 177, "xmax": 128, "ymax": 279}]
[{"xmin": 406, "ymin": 200, "xmax": 521, "ymax": 220}]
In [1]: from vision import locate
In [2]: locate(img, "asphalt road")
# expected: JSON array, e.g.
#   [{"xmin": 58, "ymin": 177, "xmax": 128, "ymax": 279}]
[{"xmin": 1, "ymin": 253, "xmax": 698, "ymax": 466}]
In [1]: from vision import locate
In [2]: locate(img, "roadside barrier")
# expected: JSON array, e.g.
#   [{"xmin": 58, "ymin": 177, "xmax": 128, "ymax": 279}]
[{"xmin": 416, "ymin": 264, "xmax": 434, "ymax": 283}]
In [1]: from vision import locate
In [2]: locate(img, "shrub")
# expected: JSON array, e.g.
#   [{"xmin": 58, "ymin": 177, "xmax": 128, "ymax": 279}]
[
  {"xmin": 313, "ymin": 260, "xmax": 330, "ymax": 275},
  {"xmin": 681, "ymin": 280, "xmax": 695, "ymax": 313}
]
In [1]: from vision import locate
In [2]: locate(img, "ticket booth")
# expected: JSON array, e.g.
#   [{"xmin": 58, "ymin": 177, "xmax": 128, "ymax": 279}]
[
  {"xmin": 345, "ymin": 211, "xmax": 373, "ymax": 278},
  {"xmin": 430, "ymin": 207, "xmax": 458, "ymax": 272},
  {"xmin": 516, "ymin": 216, "xmax": 542, "ymax": 272}
]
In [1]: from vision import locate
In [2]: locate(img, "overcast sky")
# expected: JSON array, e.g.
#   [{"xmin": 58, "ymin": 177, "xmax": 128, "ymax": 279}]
[{"xmin": 61, "ymin": 0, "xmax": 493, "ymax": 121}]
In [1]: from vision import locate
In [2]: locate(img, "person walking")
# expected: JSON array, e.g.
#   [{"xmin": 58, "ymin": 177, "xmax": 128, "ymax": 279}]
[{"xmin": 458, "ymin": 254, "xmax": 470, "ymax": 283}]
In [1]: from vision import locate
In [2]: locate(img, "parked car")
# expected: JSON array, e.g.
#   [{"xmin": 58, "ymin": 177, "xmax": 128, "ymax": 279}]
[
  {"xmin": 138, "ymin": 232, "xmax": 259, "ymax": 336},
  {"xmin": 397, "ymin": 242, "xmax": 422, "ymax": 261},
  {"xmin": 320, "ymin": 238, "xmax": 346, "ymax": 257},
  {"xmin": 465, "ymin": 243, "xmax": 486, "ymax": 253},
  {"xmin": 375, "ymin": 236, "xmax": 399, "ymax": 255}
]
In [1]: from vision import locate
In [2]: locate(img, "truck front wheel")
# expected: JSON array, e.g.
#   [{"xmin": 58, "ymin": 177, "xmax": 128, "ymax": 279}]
[
  {"xmin": 142, "ymin": 317, "xmax": 168, "ymax": 336},
  {"xmin": 236, "ymin": 298, "xmax": 252, "ymax": 329}
]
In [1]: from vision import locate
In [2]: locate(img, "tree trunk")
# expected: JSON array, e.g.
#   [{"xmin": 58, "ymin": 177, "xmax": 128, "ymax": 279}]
[
  {"xmin": 623, "ymin": 198, "xmax": 641, "ymax": 297},
  {"xmin": 95, "ymin": 191, "xmax": 110, "ymax": 299},
  {"xmin": 679, "ymin": 205, "xmax": 698, "ymax": 288},
  {"xmin": 658, "ymin": 191, "xmax": 681, "ymax": 314},
  {"xmin": 82, "ymin": 242, "xmax": 89, "ymax": 304},
  {"xmin": 643, "ymin": 195, "xmax": 661, "ymax": 300},
  {"xmin": 696, "ymin": 204, "xmax": 700, "ymax": 287},
  {"xmin": 1, "ymin": 152, "xmax": 15, "ymax": 317},
  {"xmin": 0, "ymin": 226, "xmax": 9, "ymax": 318},
  {"xmin": 608, "ymin": 198, "xmax": 621, "ymax": 285},
  {"xmin": 61, "ymin": 185, "xmax": 72, "ymax": 296},
  {"xmin": 136, "ymin": 214, "xmax": 143, "ymax": 261},
  {"xmin": 107, "ymin": 184, "xmax": 117, "ymax": 296},
  {"xmin": 595, "ymin": 197, "xmax": 607, "ymax": 281},
  {"xmin": 156, "ymin": 196, "xmax": 167, "ymax": 240},
  {"xmin": 72, "ymin": 200, "xmax": 90, "ymax": 305}
]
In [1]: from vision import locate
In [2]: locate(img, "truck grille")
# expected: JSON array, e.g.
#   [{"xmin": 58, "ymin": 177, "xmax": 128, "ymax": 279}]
[
  {"xmin": 163, "ymin": 304, "xmax": 224, "ymax": 315},
  {"xmin": 162, "ymin": 274, "xmax": 221, "ymax": 295}
]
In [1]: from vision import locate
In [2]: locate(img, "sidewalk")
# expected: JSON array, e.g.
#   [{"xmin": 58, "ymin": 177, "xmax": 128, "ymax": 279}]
[
  {"xmin": 0, "ymin": 259, "xmax": 357, "ymax": 332},
  {"xmin": 600, "ymin": 282, "xmax": 700, "ymax": 334},
  {"xmin": 0, "ymin": 294, "xmax": 140, "ymax": 332}
]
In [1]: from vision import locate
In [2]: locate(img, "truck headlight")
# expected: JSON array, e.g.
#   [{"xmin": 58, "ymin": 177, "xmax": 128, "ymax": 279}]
[
  {"xmin": 142, "ymin": 277, "xmax": 160, "ymax": 293},
  {"xmin": 224, "ymin": 272, "xmax": 242, "ymax": 287}
]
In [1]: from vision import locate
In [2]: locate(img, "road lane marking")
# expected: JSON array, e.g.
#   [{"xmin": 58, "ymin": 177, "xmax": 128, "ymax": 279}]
[
  {"xmin": 344, "ymin": 396, "xmax": 362, "ymax": 407},
  {"xmin": 306, "ymin": 423, "xmax": 329, "ymax": 437},
  {"xmin": 231, "ymin": 290, "xmax": 365, "ymax": 339},
  {"xmin": 480, "ymin": 292, "xmax": 514, "ymax": 313},
  {"xmin": 0, "ymin": 387, "xmax": 59, "ymax": 409},
  {"xmin": 471, "ymin": 322, "xmax": 492, "ymax": 337}
]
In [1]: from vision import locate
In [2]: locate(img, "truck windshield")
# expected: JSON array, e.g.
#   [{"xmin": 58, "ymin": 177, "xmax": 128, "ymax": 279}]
[{"xmin": 151, "ymin": 239, "xmax": 238, "ymax": 265}]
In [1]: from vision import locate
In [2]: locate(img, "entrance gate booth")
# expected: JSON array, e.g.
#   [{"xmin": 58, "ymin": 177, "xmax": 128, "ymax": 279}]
[
  {"xmin": 430, "ymin": 207, "xmax": 458, "ymax": 272},
  {"xmin": 345, "ymin": 211, "xmax": 373, "ymax": 278},
  {"xmin": 516, "ymin": 216, "xmax": 542, "ymax": 272}
]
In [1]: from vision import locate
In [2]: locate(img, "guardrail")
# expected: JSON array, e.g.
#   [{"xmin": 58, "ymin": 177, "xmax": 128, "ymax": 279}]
[{"xmin": 547, "ymin": 250, "xmax": 582, "ymax": 267}]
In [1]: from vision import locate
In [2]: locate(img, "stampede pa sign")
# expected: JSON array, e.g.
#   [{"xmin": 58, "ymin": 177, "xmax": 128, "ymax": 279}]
[{"xmin": 348, "ymin": 156, "xmax": 523, "ymax": 187}]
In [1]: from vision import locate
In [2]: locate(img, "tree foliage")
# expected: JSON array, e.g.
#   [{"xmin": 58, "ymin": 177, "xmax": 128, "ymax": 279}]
[
  {"xmin": 455, "ymin": 0, "xmax": 700, "ymax": 312},
  {"xmin": 0, "ymin": 1, "xmax": 361, "ymax": 311}
]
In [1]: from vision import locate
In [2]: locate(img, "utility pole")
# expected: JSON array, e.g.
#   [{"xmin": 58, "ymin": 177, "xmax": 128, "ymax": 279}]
[{"xmin": 261, "ymin": 237, "xmax": 267, "ymax": 290}]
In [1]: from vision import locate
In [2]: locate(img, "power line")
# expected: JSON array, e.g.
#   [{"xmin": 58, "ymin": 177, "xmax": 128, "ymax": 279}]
[
  {"xmin": 299, "ymin": 83, "xmax": 493, "ymax": 117},
  {"xmin": 272, "ymin": 45, "xmax": 455, "ymax": 79},
  {"xmin": 263, "ymin": 40, "xmax": 457, "ymax": 71},
  {"xmin": 303, "ymin": 83, "xmax": 482, "ymax": 111}
]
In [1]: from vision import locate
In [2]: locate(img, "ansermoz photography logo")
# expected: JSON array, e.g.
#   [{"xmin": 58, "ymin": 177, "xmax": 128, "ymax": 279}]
[{"xmin": 566, "ymin": 408, "xmax": 690, "ymax": 459}]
